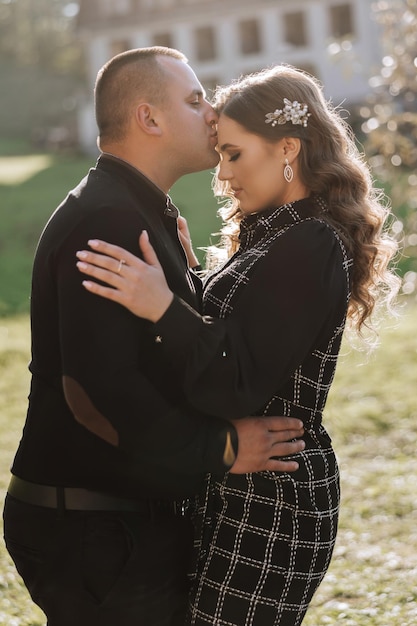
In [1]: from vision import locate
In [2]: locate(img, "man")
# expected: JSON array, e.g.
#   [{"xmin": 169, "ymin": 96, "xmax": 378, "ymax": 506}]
[{"xmin": 3, "ymin": 47, "xmax": 304, "ymax": 626}]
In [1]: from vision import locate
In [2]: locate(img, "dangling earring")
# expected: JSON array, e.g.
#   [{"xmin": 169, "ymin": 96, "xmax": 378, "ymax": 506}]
[{"xmin": 284, "ymin": 158, "xmax": 293, "ymax": 183}]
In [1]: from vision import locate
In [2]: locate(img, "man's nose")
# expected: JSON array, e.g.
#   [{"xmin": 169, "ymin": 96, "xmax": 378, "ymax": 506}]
[{"xmin": 206, "ymin": 103, "xmax": 218, "ymax": 125}]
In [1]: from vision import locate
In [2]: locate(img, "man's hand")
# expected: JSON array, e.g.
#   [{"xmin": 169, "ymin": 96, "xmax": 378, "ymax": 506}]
[{"xmin": 230, "ymin": 416, "xmax": 305, "ymax": 474}]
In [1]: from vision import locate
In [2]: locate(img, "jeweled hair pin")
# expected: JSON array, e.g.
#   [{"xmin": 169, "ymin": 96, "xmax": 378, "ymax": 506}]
[{"xmin": 265, "ymin": 98, "xmax": 311, "ymax": 128}]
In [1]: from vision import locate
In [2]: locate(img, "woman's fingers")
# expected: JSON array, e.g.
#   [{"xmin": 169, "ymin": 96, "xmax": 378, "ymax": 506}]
[
  {"xmin": 177, "ymin": 216, "xmax": 191, "ymax": 240},
  {"xmin": 76, "ymin": 233, "xmax": 173, "ymax": 321},
  {"xmin": 77, "ymin": 260, "xmax": 134, "ymax": 309},
  {"xmin": 139, "ymin": 230, "xmax": 162, "ymax": 269},
  {"xmin": 76, "ymin": 259, "xmax": 121, "ymax": 288},
  {"xmin": 81, "ymin": 279, "xmax": 123, "ymax": 303},
  {"xmin": 76, "ymin": 250, "xmax": 122, "ymax": 275},
  {"xmin": 87, "ymin": 238, "xmax": 138, "ymax": 266},
  {"xmin": 76, "ymin": 232, "xmax": 161, "ymax": 278}
]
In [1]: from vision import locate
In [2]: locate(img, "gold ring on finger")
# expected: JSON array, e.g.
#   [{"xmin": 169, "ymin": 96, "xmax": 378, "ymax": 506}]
[{"xmin": 117, "ymin": 259, "xmax": 126, "ymax": 275}]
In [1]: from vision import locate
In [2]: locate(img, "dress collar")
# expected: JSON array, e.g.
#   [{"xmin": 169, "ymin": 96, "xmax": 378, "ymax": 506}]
[{"xmin": 238, "ymin": 196, "xmax": 327, "ymax": 250}]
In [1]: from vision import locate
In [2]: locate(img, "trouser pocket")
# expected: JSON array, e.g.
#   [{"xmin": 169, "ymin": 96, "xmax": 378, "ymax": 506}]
[{"xmin": 82, "ymin": 515, "xmax": 133, "ymax": 604}]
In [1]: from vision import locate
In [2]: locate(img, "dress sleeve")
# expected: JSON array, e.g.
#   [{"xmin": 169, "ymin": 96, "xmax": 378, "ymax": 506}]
[
  {"xmin": 154, "ymin": 221, "xmax": 349, "ymax": 418},
  {"xmin": 52, "ymin": 206, "xmax": 236, "ymax": 477}
]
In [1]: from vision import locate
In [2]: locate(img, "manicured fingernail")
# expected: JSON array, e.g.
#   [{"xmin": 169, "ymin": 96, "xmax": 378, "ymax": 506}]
[
  {"xmin": 76, "ymin": 251, "xmax": 88, "ymax": 259},
  {"xmin": 82, "ymin": 280, "xmax": 93, "ymax": 288},
  {"xmin": 77, "ymin": 261, "xmax": 88, "ymax": 270},
  {"xmin": 88, "ymin": 239, "xmax": 99, "ymax": 248}
]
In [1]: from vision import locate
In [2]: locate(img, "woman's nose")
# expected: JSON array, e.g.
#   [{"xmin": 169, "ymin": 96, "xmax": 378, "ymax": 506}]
[{"xmin": 217, "ymin": 161, "xmax": 231, "ymax": 181}]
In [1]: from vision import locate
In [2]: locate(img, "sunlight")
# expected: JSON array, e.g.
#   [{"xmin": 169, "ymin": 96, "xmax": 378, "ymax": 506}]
[{"xmin": 0, "ymin": 154, "xmax": 53, "ymax": 185}]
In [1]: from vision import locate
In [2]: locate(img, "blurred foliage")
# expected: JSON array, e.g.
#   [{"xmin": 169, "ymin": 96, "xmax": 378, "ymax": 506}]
[
  {"xmin": 1, "ymin": 303, "xmax": 417, "ymax": 625},
  {"xmin": 0, "ymin": 0, "xmax": 83, "ymax": 141},
  {"xmin": 0, "ymin": 146, "xmax": 219, "ymax": 316},
  {"xmin": 0, "ymin": 0, "xmax": 82, "ymax": 75},
  {"xmin": 360, "ymin": 0, "xmax": 417, "ymax": 296}
]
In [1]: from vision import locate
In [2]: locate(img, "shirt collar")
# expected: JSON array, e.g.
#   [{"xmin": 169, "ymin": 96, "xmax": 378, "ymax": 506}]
[{"xmin": 98, "ymin": 152, "xmax": 178, "ymax": 218}]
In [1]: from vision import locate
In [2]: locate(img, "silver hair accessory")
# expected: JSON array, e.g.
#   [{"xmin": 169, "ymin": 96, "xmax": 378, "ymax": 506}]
[{"xmin": 265, "ymin": 98, "xmax": 311, "ymax": 128}]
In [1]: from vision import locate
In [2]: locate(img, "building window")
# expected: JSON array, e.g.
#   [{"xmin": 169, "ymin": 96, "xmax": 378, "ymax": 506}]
[
  {"xmin": 195, "ymin": 26, "xmax": 216, "ymax": 61},
  {"xmin": 110, "ymin": 40, "xmax": 131, "ymax": 57},
  {"xmin": 102, "ymin": 0, "xmax": 132, "ymax": 15},
  {"xmin": 329, "ymin": 3, "xmax": 354, "ymax": 38},
  {"xmin": 153, "ymin": 32, "xmax": 173, "ymax": 48},
  {"xmin": 139, "ymin": 0, "xmax": 176, "ymax": 8},
  {"xmin": 239, "ymin": 19, "xmax": 261, "ymax": 55},
  {"xmin": 154, "ymin": 0, "xmax": 177, "ymax": 8},
  {"xmin": 283, "ymin": 11, "xmax": 308, "ymax": 47}
]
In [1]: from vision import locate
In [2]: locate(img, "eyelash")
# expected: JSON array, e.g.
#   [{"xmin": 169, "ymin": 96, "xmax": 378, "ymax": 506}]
[{"xmin": 229, "ymin": 153, "xmax": 240, "ymax": 162}]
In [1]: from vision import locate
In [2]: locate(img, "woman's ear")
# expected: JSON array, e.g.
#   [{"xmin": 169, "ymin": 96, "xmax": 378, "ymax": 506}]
[
  {"xmin": 282, "ymin": 137, "xmax": 301, "ymax": 162},
  {"xmin": 135, "ymin": 103, "xmax": 163, "ymax": 136}
]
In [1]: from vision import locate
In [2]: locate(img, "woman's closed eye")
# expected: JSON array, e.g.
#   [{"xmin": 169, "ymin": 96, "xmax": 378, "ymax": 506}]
[{"xmin": 229, "ymin": 152, "xmax": 240, "ymax": 162}]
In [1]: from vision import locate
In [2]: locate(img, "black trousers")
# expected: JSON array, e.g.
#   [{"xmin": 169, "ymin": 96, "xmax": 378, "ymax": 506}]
[{"xmin": 3, "ymin": 494, "xmax": 193, "ymax": 626}]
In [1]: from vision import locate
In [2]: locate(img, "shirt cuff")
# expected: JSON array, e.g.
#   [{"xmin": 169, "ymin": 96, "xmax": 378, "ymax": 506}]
[
  {"xmin": 153, "ymin": 295, "xmax": 205, "ymax": 358},
  {"xmin": 204, "ymin": 420, "xmax": 239, "ymax": 472}
]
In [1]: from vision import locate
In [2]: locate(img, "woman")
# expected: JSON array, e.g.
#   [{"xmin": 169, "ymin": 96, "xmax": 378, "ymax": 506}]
[{"xmin": 76, "ymin": 65, "xmax": 399, "ymax": 625}]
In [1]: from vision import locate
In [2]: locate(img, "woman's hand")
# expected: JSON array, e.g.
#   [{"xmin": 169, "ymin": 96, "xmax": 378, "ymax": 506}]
[
  {"xmin": 76, "ymin": 231, "xmax": 174, "ymax": 323},
  {"xmin": 177, "ymin": 215, "xmax": 200, "ymax": 269}
]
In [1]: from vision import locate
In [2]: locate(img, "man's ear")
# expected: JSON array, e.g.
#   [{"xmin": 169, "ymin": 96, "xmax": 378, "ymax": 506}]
[{"xmin": 135, "ymin": 103, "xmax": 163, "ymax": 136}]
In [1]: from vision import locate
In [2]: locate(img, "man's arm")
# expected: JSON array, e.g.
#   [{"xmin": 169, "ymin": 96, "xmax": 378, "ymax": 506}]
[{"xmin": 58, "ymin": 208, "xmax": 303, "ymax": 495}]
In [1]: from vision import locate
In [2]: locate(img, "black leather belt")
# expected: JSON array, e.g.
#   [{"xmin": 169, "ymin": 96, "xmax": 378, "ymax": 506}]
[{"xmin": 7, "ymin": 475, "xmax": 190, "ymax": 516}]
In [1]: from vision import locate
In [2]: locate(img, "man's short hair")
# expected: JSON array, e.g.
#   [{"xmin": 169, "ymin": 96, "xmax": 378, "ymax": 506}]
[{"xmin": 95, "ymin": 47, "xmax": 187, "ymax": 144}]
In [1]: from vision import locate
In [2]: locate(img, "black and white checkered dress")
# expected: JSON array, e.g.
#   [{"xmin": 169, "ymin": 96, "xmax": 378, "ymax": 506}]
[{"xmin": 185, "ymin": 197, "xmax": 352, "ymax": 626}]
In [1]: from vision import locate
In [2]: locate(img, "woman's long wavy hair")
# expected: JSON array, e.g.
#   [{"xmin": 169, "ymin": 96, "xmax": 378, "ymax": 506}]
[{"xmin": 210, "ymin": 65, "xmax": 400, "ymax": 339}]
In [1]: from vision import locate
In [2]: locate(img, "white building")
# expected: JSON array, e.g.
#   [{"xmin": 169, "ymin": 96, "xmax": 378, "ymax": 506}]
[{"xmin": 77, "ymin": 0, "xmax": 382, "ymax": 153}]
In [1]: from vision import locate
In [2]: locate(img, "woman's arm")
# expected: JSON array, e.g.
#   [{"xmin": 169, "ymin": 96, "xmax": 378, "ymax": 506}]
[
  {"xmin": 76, "ymin": 230, "xmax": 306, "ymax": 467},
  {"xmin": 76, "ymin": 222, "xmax": 348, "ymax": 419}
]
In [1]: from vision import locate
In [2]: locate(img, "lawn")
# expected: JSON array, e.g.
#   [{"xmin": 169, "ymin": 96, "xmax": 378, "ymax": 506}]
[
  {"xmin": 0, "ymin": 145, "xmax": 416, "ymax": 624},
  {"xmin": 0, "ymin": 303, "xmax": 416, "ymax": 625},
  {"xmin": 0, "ymin": 147, "xmax": 220, "ymax": 316}
]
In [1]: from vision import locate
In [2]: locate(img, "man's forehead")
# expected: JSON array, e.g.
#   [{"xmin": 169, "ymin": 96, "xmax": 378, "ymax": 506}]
[{"xmin": 158, "ymin": 56, "xmax": 203, "ymax": 92}]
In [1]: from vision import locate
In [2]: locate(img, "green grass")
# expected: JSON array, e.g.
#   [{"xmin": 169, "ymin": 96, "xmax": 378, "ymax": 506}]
[
  {"xmin": 0, "ymin": 303, "xmax": 416, "ymax": 625},
  {"xmin": 1, "ymin": 143, "xmax": 416, "ymax": 624},
  {"xmin": 302, "ymin": 303, "xmax": 417, "ymax": 625},
  {"xmin": 0, "ymin": 146, "xmax": 220, "ymax": 316},
  {"xmin": 0, "ymin": 151, "xmax": 94, "ymax": 314}
]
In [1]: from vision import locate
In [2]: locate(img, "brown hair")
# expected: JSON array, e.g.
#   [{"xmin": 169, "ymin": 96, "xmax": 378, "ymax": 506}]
[
  {"xmin": 95, "ymin": 46, "xmax": 187, "ymax": 144},
  {"xmin": 211, "ymin": 65, "xmax": 400, "ymax": 338}
]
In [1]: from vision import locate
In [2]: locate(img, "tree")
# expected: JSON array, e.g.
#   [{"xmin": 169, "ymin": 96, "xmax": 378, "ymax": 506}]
[
  {"xmin": 361, "ymin": 0, "xmax": 417, "ymax": 295},
  {"xmin": 0, "ymin": 0, "xmax": 82, "ymax": 74},
  {"xmin": 0, "ymin": 0, "xmax": 84, "ymax": 141}
]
